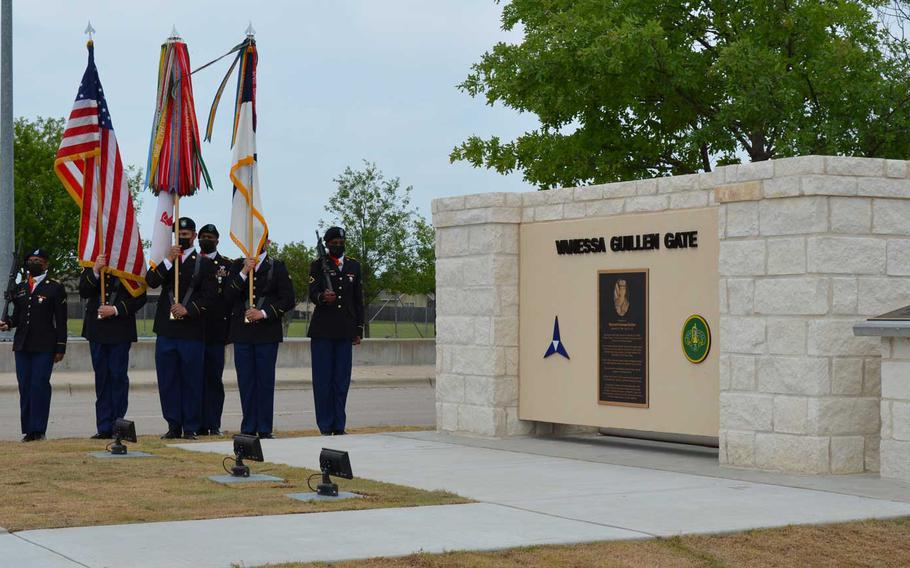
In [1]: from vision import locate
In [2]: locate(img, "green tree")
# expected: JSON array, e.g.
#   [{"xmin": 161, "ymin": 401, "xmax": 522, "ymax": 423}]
[
  {"xmin": 266, "ymin": 240, "xmax": 314, "ymax": 302},
  {"xmin": 452, "ymin": 0, "xmax": 910, "ymax": 188},
  {"xmin": 13, "ymin": 116, "xmax": 146, "ymax": 284},
  {"xmin": 393, "ymin": 217, "xmax": 435, "ymax": 296},
  {"xmin": 322, "ymin": 161, "xmax": 433, "ymax": 337},
  {"xmin": 14, "ymin": 117, "xmax": 80, "ymax": 280}
]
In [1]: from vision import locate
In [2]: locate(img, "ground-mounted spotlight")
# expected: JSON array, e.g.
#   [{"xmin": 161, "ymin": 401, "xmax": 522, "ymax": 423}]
[
  {"xmin": 226, "ymin": 434, "xmax": 264, "ymax": 477},
  {"xmin": 316, "ymin": 448, "xmax": 353, "ymax": 496},
  {"xmin": 109, "ymin": 418, "xmax": 137, "ymax": 455}
]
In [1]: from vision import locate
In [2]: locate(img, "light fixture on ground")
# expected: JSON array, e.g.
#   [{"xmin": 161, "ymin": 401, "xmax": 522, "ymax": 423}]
[
  {"xmin": 109, "ymin": 418, "xmax": 137, "ymax": 455},
  {"xmin": 313, "ymin": 448, "xmax": 353, "ymax": 497},
  {"xmin": 225, "ymin": 434, "xmax": 263, "ymax": 477}
]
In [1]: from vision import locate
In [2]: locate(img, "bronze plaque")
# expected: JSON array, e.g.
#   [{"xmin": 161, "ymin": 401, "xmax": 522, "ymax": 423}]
[{"xmin": 598, "ymin": 270, "xmax": 648, "ymax": 407}]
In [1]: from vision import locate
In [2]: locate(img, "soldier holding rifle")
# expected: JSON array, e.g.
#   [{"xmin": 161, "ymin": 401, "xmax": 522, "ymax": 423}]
[
  {"xmin": 307, "ymin": 227, "xmax": 364, "ymax": 436},
  {"xmin": 0, "ymin": 248, "xmax": 67, "ymax": 442}
]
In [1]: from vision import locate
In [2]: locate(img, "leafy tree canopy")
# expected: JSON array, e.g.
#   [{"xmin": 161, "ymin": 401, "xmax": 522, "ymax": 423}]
[
  {"xmin": 452, "ymin": 0, "xmax": 910, "ymax": 188},
  {"xmin": 321, "ymin": 161, "xmax": 435, "ymax": 311},
  {"xmin": 266, "ymin": 240, "xmax": 314, "ymax": 303}
]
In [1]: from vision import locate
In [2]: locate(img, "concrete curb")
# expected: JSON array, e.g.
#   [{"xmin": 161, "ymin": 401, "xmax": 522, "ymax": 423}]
[{"xmin": 0, "ymin": 376, "xmax": 436, "ymax": 395}]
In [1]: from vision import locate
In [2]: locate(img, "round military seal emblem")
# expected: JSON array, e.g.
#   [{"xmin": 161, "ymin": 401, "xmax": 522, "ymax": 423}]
[{"xmin": 682, "ymin": 315, "xmax": 711, "ymax": 364}]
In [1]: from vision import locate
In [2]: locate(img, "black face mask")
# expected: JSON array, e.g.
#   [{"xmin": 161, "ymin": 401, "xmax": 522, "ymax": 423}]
[
  {"xmin": 178, "ymin": 237, "xmax": 192, "ymax": 250},
  {"xmin": 26, "ymin": 262, "xmax": 45, "ymax": 276},
  {"xmin": 199, "ymin": 240, "xmax": 216, "ymax": 254},
  {"xmin": 328, "ymin": 244, "xmax": 345, "ymax": 258}
]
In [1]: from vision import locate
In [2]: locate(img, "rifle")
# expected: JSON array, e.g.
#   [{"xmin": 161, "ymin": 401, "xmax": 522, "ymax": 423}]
[
  {"xmin": 315, "ymin": 231, "xmax": 334, "ymax": 294},
  {"xmin": 2, "ymin": 240, "xmax": 22, "ymax": 326}
]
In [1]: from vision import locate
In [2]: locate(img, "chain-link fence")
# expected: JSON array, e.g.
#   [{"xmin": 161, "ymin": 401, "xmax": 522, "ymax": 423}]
[{"xmin": 66, "ymin": 293, "xmax": 435, "ymax": 339}]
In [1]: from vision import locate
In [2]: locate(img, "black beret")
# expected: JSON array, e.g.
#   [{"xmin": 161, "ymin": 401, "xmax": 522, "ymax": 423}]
[
  {"xmin": 26, "ymin": 248, "xmax": 49, "ymax": 261},
  {"xmin": 174, "ymin": 217, "xmax": 196, "ymax": 232},
  {"xmin": 324, "ymin": 226, "xmax": 346, "ymax": 241},
  {"xmin": 198, "ymin": 224, "xmax": 219, "ymax": 237}
]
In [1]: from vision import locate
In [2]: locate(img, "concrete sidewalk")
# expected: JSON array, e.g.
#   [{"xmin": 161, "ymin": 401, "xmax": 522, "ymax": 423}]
[
  {"xmin": 4, "ymin": 431, "xmax": 910, "ymax": 567},
  {"xmin": 0, "ymin": 365, "xmax": 435, "ymax": 394}
]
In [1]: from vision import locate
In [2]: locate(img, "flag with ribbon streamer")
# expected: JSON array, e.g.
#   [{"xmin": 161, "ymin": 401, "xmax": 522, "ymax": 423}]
[
  {"xmin": 145, "ymin": 31, "xmax": 210, "ymax": 267},
  {"xmin": 205, "ymin": 34, "xmax": 267, "ymax": 258}
]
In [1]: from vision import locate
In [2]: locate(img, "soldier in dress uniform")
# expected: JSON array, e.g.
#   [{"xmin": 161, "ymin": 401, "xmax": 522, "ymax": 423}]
[
  {"xmin": 79, "ymin": 254, "xmax": 147, "ymax": 439},
  {"xmin": 0, "ymin": 249, "xmax": 67, "ymax": 442},
  {"xmin": 307, "ymin": 227, "xmax": 364, "ymax": 436},
  {"xmin": 224, "ymin": 235, "xmax": 295, "ymax": 438},
  {"xmin": 145, "ymin": 217, "xmax": 217, "ymax": 440},
  {"xmin": 197, "ymin": 224, "xmax": 232, "ymax": 436}
]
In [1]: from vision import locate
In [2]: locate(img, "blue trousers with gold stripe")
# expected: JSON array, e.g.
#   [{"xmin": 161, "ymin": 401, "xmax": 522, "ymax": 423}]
[
  {"xmin": 15, "ymin": 351, "xmax": 54, "ymax": 435},
  {"xmin": 90, "ymin": 342, "xmax": 131, "ymax": 434},
  {"xmin": 155, "ymin": 336, "xmax": 204, "ymax": 434},
  {"xmin": 310, "ymin": 338, "xmax": 353, "ymax": 434},
  {"xmin": 234, "ymin": 342, "xmax": 279, "ymax": 435}
]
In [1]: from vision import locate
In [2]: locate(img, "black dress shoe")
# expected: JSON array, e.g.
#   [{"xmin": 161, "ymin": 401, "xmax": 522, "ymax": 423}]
[
  {"xmin": 182, "ymin": 432, "xmax": 198, "ymax": 440},
  {"xmin": 91, "ymin": 432, "xmax": 113, "ymax": 440},
  {"xmin": 333, "ymin": 430, "xmax": 347, "ymax": 436},
  {"xmin": 197, "ymin": 428, "xmax": 210, "ymax": 436},
  {"xmin": 257, "ymin": 432, "xmax": 274, "ymax": 439},
  {"xmin": 32, "ymin": 433, "xmax": 46, "ymax": 441},
  {"xmin": 161, "ymin": 429, "xmax": 181, "ymax": 440},
  {"xmin": 320, "ymin": 431, "xmax": 332, "ymax": 436},
  {"xmin": 21, "ymin": 433, "xmax": 33, "ymax": 443}
]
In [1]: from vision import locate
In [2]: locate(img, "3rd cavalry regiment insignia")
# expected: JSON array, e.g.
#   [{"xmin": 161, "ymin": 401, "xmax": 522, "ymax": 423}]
[{"xmin": 682, "ymin": 315, "xmax": 710, "ymax": 364}]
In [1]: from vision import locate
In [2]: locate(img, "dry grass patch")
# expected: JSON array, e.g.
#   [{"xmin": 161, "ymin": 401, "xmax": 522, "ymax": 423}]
[
  {"xmin": 0, "ymin": 426, "xmax": 463, "ymax": 531},
  {"xmin": 263, "ymin": 517, "xmax": 910, "ymax": 568}
]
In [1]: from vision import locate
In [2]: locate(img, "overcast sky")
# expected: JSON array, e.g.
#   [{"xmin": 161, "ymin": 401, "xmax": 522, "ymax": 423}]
[{"xmin": 12, "ymin": 1, "xmax": 536, "ymax": 258}]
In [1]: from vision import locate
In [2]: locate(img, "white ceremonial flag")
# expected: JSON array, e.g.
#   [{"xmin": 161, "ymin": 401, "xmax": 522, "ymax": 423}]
[
  {"xmin": 148, "ymin": 191, "xmax": 175, "ymax": 268},
  {"xmin": 228, "ymin": 41, "xmax": 268, "ymax": 258}
]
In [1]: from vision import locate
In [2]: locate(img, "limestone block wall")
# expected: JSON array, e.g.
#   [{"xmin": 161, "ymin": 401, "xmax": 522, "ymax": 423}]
[
  {"xmin": 881, "ymin": 337, "xmax": 910, "ymax": 482},
  {"xmin": 432, "ymin": 156, "xmax": 910, "ymax": 474}
]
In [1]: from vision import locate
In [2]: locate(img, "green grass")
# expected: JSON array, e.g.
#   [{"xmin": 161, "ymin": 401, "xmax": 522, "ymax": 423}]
[
  {"xmin": 66, "ymin": 318, "xmax": 434, "ymax": 339},
  {"xmin": 0, "ymin": 426, "xmax": 462, "ymax": 531}
]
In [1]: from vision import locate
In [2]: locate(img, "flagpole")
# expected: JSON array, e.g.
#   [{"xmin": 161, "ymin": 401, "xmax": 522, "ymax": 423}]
[
  {"xmin": 96, "ymin": 171, "xmax": 106, "ymax": 306},
  {"xmin": 174, "ymin": 193, "xmax": 180, "ymax": 306},
  {"xmin": 245, "ymin": 31, "xmax": 255, "ymax": 318},
  {"xmin": 86, "ymin": 27, "xmax": 106, "ymax": 308}
]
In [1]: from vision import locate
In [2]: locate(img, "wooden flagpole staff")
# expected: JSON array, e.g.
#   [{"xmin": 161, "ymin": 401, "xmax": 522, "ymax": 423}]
[
  {"xmin": 245, "ymin": 33, "xmax": 255, "ymax": 323},
  {"xmin": 96, "ymin": 185, "xmax": 106, "ymax": 310},
  {"xmin": 86, "ymin": 23, "xmax": 107, "ymax": 314},
  {"xmin": 172, "ymin": 194, "xmax": 180, "ymax": 319}
]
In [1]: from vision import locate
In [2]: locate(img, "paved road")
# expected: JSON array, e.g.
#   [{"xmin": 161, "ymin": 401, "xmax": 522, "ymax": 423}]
[{"xmin": 0, "ymin": 385, "xmax": 436, "ymax": 441}]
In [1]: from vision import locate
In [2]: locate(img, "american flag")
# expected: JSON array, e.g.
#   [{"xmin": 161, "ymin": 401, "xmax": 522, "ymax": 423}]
[{"xmin": 55, "ymin": 42, "xmax": 146, "ymax": 295}]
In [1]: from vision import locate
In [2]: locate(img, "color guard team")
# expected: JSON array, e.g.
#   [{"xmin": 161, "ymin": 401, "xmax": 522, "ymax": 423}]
[{"xmin": 0, "ymin": 224, "xmax": 364, "ymax": 442}]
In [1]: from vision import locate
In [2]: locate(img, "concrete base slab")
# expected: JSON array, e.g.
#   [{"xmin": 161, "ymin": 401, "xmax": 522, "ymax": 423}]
[
  {"xmin": 286, "ymin": 491, "xmax": 362, "ymax": 502},
  {"xmin": 89, "ymin": 451, "xmax": 153, "ymax": 459},
  {"xmin": 208, "ymin": 474, "xmax": 284, "ymax": 484},
  {"xmin": 17, "ymin": 503, "xmax": 640, "ymax": 568},
  {"xmin": 0, "ymin": 534, "xmax": 82, "ymax": 567},
  {"xmin": 180, "ymin": 433, "xmax": 910, "ymax": 537}
]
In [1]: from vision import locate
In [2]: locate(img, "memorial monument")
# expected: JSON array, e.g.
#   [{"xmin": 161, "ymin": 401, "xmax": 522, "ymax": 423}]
[{"xmin": 434, "ymin": 155, "xmax": 910, "ymax": 476}]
